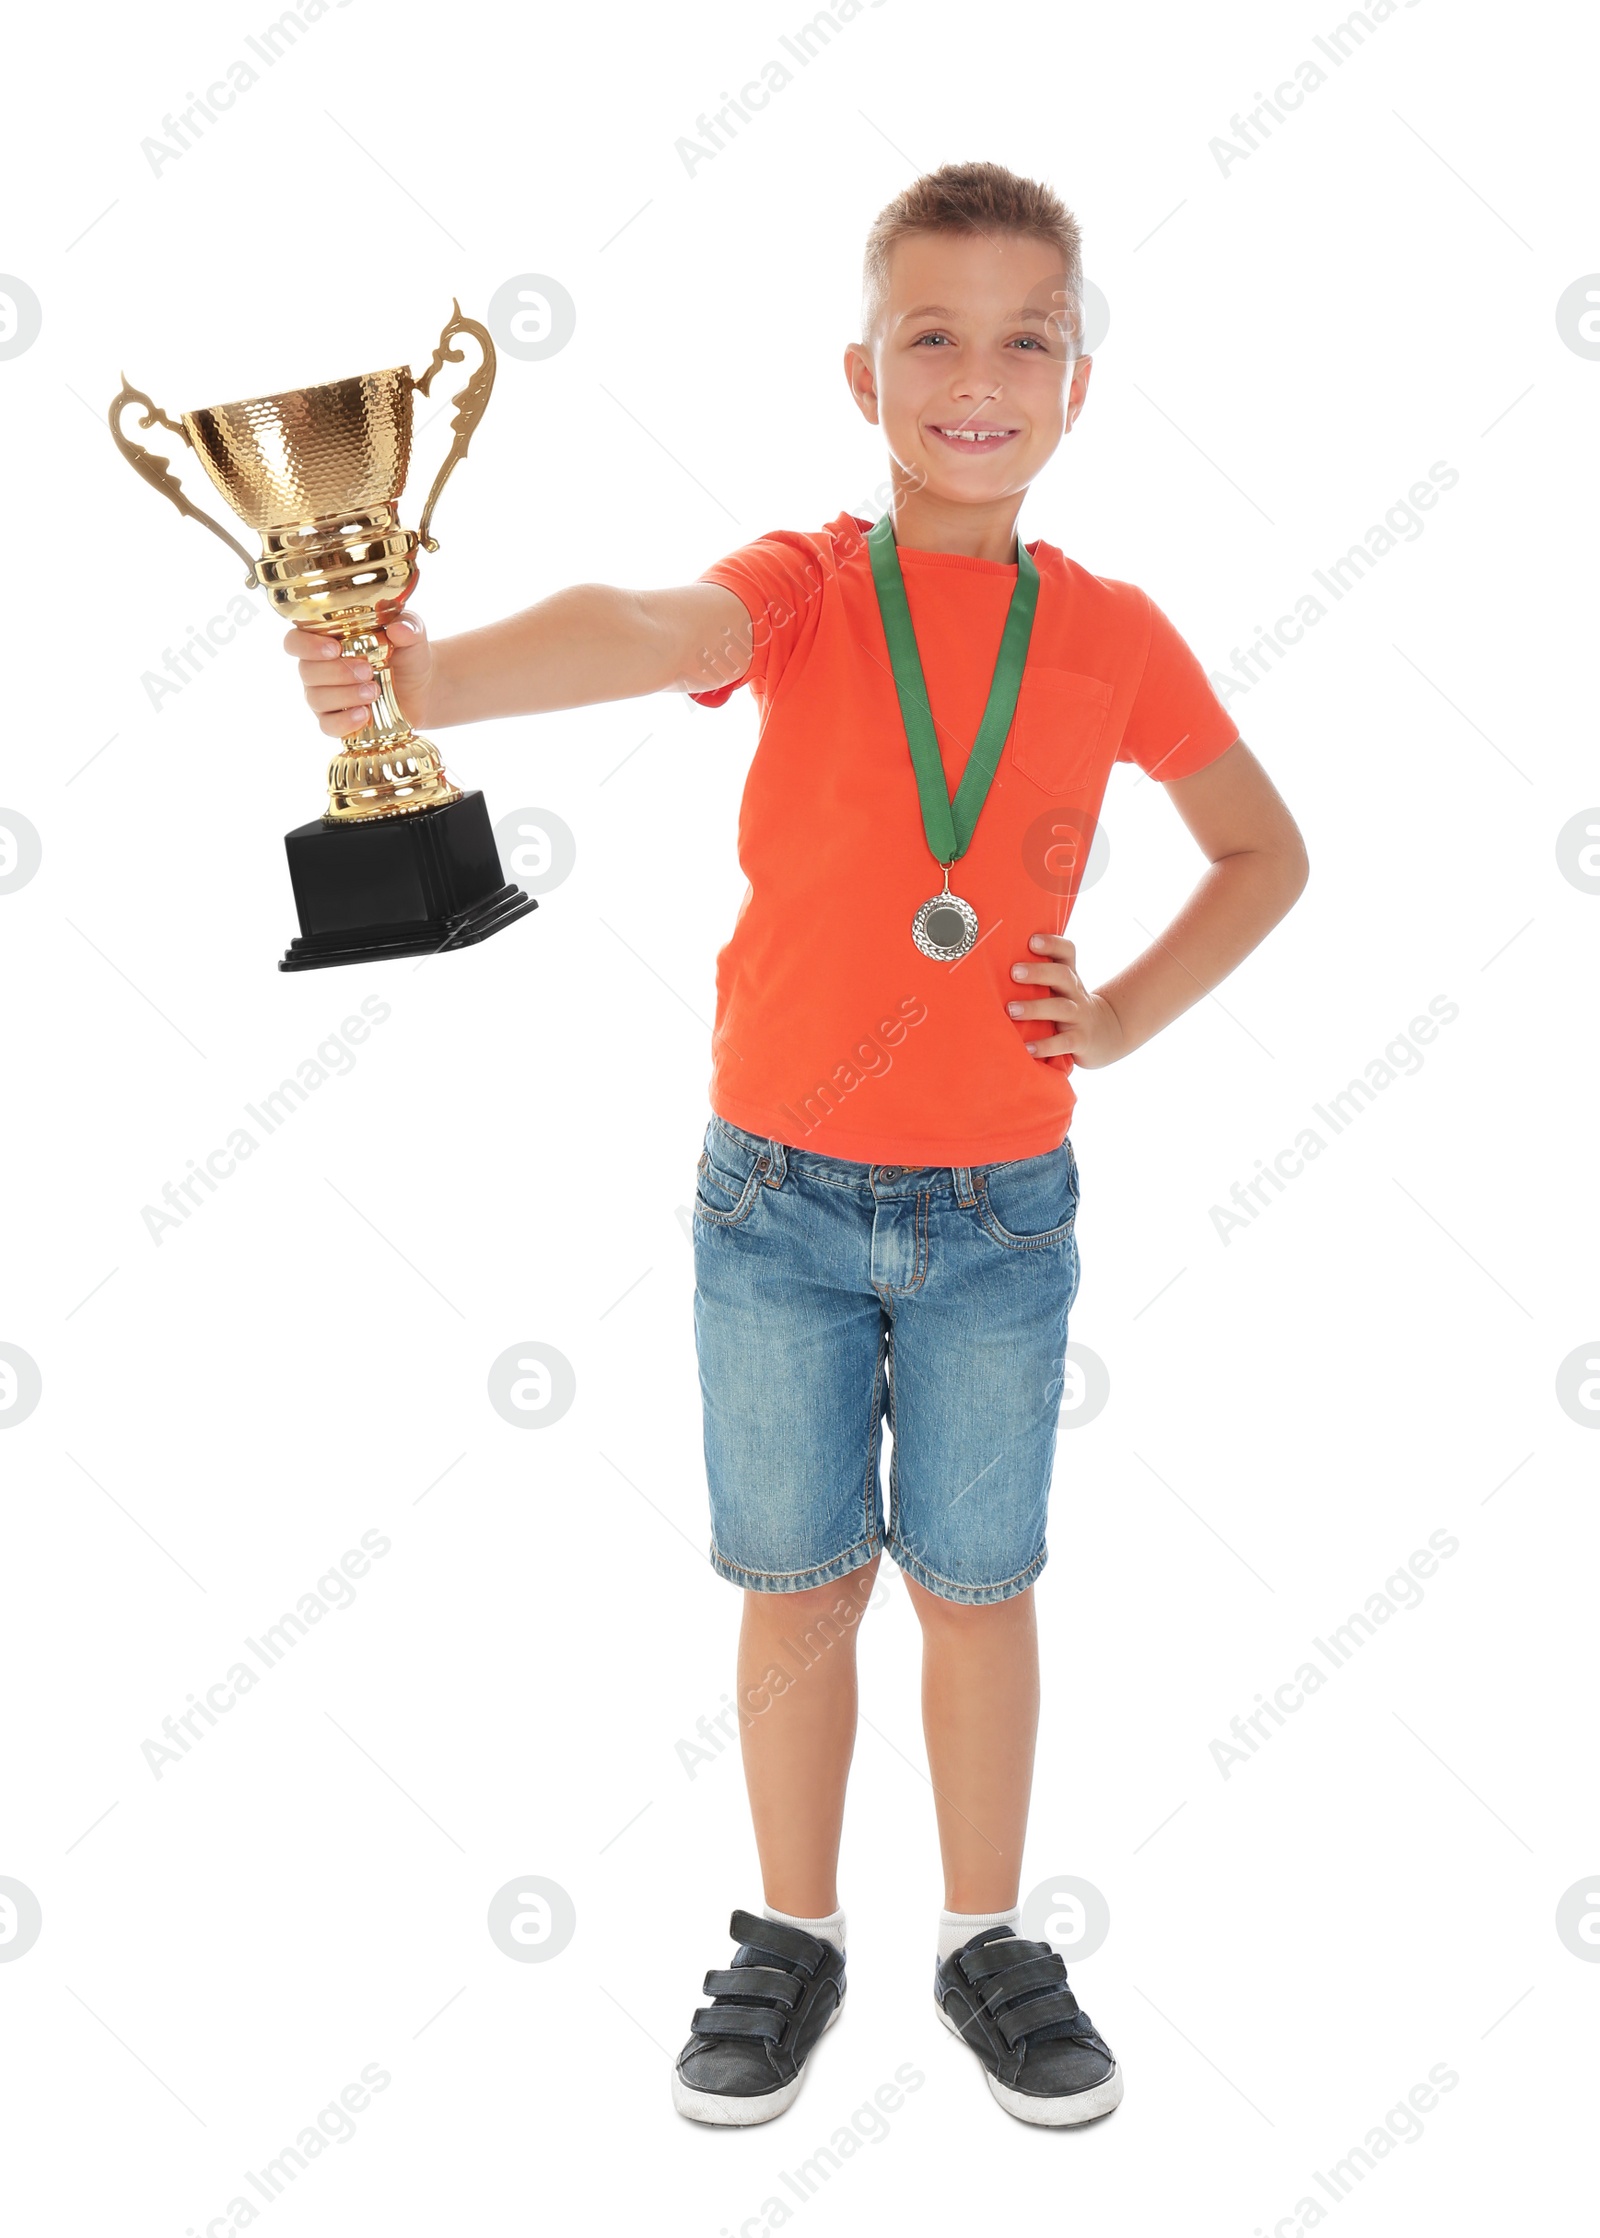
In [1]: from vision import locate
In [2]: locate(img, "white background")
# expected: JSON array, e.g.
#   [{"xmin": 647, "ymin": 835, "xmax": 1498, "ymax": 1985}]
[{"xmin": 2, "ymin": 0, "xmax": 1596, "ymax": 2231}]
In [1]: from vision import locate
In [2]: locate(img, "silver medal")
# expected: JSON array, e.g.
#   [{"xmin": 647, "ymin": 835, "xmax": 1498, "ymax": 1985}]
[{"xmin": 912, "ymin": 875, "xmax": 979, "ymax": 961}]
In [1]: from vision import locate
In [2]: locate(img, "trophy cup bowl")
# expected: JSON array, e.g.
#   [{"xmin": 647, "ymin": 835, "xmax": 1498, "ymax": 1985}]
[{"xmin": 109, "ymin": 306, "xmax": 537, "ymax": 968}]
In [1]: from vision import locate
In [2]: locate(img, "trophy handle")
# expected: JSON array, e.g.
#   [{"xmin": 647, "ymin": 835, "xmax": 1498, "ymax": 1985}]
[
  {"xmin": 107, "ymin": 378, "xmax": 257, "ymax": 586},
  {"xmin": 411, "ymin": 300, "xmax": 497, "ymax": 554}
]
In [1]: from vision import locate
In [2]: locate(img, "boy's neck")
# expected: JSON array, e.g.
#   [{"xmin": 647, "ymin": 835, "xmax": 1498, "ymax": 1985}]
[{"xmin": 888, "ymin": 485, "xmax": 1026, "ymax": 565}]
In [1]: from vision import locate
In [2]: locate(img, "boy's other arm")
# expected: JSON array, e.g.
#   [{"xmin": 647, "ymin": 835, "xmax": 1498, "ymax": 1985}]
[
  {"xmin": 284, "ymin": 582, "xmax": 754, "ymax": 739},
  {"xmin": 1009, "ymin": 739, "xmax": 1310, "ymax": 1068}
]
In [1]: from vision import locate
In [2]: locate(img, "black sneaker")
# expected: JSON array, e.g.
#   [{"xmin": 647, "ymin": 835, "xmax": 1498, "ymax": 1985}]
[
  {"xmin": 935, "ymin": 1926, "xmax": 1122, "ymax": 2125},
  {"xmin": 672, "ymin": 1908, "xmax": 847, "ymax": 2126}
]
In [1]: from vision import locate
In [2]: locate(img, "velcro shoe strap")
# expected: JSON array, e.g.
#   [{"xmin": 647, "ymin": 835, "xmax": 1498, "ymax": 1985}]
[
  {"xmin": 980, "ymin": 1954, "xmax": 1071, "ymax": 2008},
  {"xmin": 728, "ymin": 1908, "xmax": 824, "ymax": 1973},
  {"xmin": 691, "ymin": 2003, "xmax": 787, "ymax": 2043},
  {"xmin": 959, "ymin": 1936, "xmax": 1052, "ymax": 1984},
  {"xmin": 702, "ymin": 1966, "xmax": 802, "ymax": 2008},
  {"xmin": 993, "ymin": 1988, "xmax": 1083, "ymax": 2049}
]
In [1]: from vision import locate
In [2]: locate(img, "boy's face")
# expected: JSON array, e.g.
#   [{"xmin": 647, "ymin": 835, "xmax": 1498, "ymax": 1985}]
[{"xmin": 846, "ymin": 230, "xmax": 1090, "ymax": 507}]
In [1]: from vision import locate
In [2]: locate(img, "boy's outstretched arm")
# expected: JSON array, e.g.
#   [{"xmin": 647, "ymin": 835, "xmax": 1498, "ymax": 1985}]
[
  {"xmin": 282, "ymin": 582, "xmax": 755, "ymax": 740},
  {"xmin": 1007, "ymin": 737, "xmax": 1310, "ymax": 1068}
]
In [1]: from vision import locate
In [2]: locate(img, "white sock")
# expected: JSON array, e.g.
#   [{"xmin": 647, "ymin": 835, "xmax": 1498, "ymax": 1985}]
[
  {"xmin": 763, "ymin": 1902, "xmax": 847, "ymax": 1954},
  {"xmin": 938, "ymin": 1905, "xmax": 1020, "ymax": 1963}
]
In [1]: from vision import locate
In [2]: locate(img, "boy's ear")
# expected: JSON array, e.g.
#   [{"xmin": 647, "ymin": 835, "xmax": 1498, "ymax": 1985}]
[
  {"xmin": 1064, "ymin": 354, "xmax": 1094, "ymax": 433},
  {"xmin": 842, "ymin": 342, "xmax": 880, "ymax": 425}
]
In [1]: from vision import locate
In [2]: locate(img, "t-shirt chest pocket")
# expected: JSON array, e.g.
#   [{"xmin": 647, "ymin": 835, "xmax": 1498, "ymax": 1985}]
[{"xmin": 1009, "ymin": 666, "xmax": 1115, "ymax": 792}]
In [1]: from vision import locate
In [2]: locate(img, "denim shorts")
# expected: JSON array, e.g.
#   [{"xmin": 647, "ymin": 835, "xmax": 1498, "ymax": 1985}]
[{"xmin": 691, "ymin": 1115, "xmax": 1082, "ymax": 1606}]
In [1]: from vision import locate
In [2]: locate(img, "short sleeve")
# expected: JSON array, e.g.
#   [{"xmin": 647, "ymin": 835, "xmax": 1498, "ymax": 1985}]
[
  {"xmin": 687, "ymin": 530, "xmax": 829, "ymax": 709},
  {"xmin": 1117, "ymin": 590, "xmax": 1240, "ymax": 780}
]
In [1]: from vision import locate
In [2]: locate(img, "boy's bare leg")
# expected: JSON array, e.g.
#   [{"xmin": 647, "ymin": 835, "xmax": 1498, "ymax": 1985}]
[
  {"xmin": 903, "ymin": 1577, "xmax": 1039, "ymax": 1911},
  {"xmin": 737, "ymin": 1558, "xmax": 881, "ymax": 1917}
]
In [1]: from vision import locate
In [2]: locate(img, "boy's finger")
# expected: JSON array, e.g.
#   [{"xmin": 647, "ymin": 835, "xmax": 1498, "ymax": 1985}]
[
  {"xmin": 283, "ymin": 627, "xmax": 342, "ymax": 659},
  {"xmin": 319, "ymin": 708, "xmax": 373, "ymax": 738},
  {"xmin": 304, "ymin": 683, "xmax": 376, "ymax": 715},
  {"xmin": 1010, "ymin": 961, "xmax": 1080, "ymax": 993}
]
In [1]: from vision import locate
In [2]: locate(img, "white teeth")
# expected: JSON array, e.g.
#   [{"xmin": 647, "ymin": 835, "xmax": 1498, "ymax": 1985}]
[{"xmin": 938, "ymin": 427, "xmax": 1013, "ymax": 441}]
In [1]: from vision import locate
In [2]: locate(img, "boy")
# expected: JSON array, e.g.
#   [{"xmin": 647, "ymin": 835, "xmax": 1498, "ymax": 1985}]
[{"xmin": 286, "ymin": 162, "xmax": 1308, "ymax": 2127}]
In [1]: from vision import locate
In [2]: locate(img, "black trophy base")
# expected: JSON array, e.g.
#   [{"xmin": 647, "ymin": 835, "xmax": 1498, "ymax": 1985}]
[{"xmin": 279, "ymin": 790, "xmax": 537, "ymax": 972}]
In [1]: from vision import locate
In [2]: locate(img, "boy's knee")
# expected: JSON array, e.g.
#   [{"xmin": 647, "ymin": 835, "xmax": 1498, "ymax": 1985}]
[
  {"xmin": 906, "ymin": 1577, "xmax": 1034, "ymax": 1628},
  {"xmin": 744, "ymin": 1560, "xmax": 879, "ymax": 1631}
]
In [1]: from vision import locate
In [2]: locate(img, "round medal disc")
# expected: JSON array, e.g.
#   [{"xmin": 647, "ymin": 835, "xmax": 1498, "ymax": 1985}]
[{"xmin": 912, "ymin": 889, "xmax": 979, "ymax": 961}]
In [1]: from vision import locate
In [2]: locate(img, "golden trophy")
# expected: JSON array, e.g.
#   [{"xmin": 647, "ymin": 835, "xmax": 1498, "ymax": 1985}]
[{"xmin": 108, "ymin": 304, "xmax": 536, "ymax": 969}]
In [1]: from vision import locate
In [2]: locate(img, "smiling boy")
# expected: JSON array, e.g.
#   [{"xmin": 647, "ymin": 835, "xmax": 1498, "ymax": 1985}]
[{"xmin": 287, "ymin": 161, "xmax": 1307, "ymax": 2127}]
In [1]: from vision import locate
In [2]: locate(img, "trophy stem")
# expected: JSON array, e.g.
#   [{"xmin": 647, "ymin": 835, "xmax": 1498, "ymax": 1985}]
[{"xmin": 322, "ymin": 613, "xmax": 462, "ymax": 824}]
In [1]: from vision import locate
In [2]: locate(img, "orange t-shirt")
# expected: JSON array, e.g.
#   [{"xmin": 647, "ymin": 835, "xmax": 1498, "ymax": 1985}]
[{"xmin": 690, "ymin": 510, "xmax": 1239, "ymax": 1165}]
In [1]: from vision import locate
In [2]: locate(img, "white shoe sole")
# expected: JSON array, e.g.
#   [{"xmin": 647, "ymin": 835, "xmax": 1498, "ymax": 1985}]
[
  {"xmin": 937, "ymin": 1999, "xmax": 1124, "ymax": 2125},
  {"xmin": 673, "ymin": 1990, "xmax": 846, "ymax": 2126}
]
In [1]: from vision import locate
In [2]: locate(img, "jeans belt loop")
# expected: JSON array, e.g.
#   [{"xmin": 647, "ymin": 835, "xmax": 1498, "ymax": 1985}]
[
  {"xmin": 952, "ymin": 1164, "xmax": 977, "ymax": 1207},
  {"xmin": 763, "ymin": 1140, "xmax": 788, "ymax": 1188}
]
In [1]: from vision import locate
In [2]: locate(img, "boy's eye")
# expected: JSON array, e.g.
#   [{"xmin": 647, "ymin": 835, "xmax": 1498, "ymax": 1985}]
[{"xmin": 910, "ymin": 331, "xmax": 1050, "ymax": 350}]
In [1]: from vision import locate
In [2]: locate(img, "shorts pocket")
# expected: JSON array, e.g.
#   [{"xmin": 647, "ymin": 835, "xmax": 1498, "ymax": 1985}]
[
  {"xmin": 1010, "ymin": 667, "xmax": 1114, "ymax": 793},
  {"xmin": 694, "ymin": 1135, "xmax": 767, "ymax": 1229},
  {"xmin": 975, "ymin": 1142, "xmax": 1080, "ymax": 1249}
]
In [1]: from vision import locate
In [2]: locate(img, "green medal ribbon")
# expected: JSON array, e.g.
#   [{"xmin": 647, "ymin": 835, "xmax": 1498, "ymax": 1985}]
[{"xmin": 867, "ymin": 510, "xmax": 1040, "ymax": 868}]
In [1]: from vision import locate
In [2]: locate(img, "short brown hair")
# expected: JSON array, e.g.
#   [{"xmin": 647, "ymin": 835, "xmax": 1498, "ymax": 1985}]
[{"xmin": 860, "ymin": 162, "xmax": 1083, "ymax": 351}]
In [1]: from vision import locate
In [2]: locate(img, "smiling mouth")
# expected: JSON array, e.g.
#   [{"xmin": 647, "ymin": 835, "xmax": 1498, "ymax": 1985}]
[{"xmin": 927, "ymin": 423, "xmax": 1022, "ymax": 450}]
